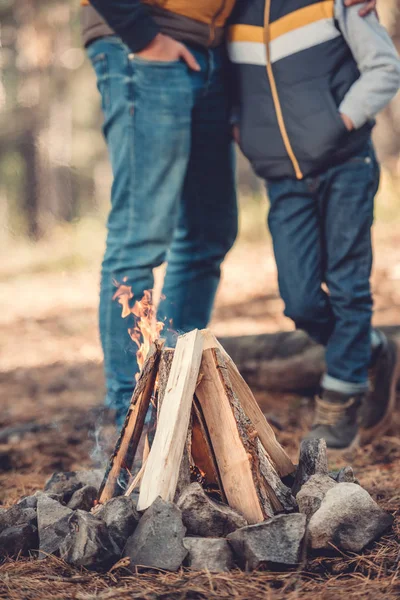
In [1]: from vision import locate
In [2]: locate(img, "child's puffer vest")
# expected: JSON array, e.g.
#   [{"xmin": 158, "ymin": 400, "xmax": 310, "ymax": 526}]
[{"xmin": 228, "ymin": 0, "xmax": 373, "ymax": 180}]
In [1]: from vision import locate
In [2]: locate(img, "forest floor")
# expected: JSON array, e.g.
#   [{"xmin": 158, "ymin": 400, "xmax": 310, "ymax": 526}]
[{"xmin": 1, "ymin": 186, "xmax": 400, "ymax": 599}]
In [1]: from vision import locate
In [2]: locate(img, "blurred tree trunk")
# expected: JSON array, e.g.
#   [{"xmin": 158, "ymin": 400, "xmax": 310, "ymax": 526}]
[{"xmin": 19, "ymin": 128, "xmax": 40, "ymax": 238}]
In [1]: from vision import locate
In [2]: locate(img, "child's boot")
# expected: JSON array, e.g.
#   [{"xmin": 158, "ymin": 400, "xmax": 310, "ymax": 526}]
[
  {"xmin": 305, "ymin": 390, "xmax": 364, "ymax": 450},
  {"xmin": 360, "ymin": 334, "xmax": 400, "ymax": 444}
]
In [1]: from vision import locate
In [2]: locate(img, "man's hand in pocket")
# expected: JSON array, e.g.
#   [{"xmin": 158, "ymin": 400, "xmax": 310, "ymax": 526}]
[{"xmin": 136, "ymin": 33, "xmax": 200, "ymax": 71}]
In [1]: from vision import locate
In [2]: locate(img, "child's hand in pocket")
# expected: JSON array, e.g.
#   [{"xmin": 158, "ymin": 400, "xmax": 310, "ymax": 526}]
[{"xmin": 340, "ymin": 113, "xmax": 355, "ymax": 131}]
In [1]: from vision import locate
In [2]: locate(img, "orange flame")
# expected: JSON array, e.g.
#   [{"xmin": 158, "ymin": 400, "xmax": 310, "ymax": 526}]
[{"xmin": 112, "ymin": 284, "xmax": 164, "ymax": 379}]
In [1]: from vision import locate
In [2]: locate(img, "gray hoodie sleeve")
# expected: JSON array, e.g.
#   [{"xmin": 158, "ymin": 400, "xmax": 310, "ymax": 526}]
[{"xmin": 335, "ymin": 0, "xmax": 400, "ymax": 129}]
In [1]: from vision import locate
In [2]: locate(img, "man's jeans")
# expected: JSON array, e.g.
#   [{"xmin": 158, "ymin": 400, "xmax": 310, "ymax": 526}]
[
  {"xmin": 266, "ymin": 142, "xmax": 380, "ymax": 395},
  {"xmin": 87, "ymin": 38, "xmax": 237, "ymax": 423}
]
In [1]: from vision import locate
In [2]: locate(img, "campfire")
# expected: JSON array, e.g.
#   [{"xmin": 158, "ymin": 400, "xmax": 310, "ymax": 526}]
[
  {"xmin": 0, "ymin": 301, "xmax": 394, "ymax": 572},
  {"xmin": 97, "ymin": 328, "xmax": 296, "ymax": 523}
]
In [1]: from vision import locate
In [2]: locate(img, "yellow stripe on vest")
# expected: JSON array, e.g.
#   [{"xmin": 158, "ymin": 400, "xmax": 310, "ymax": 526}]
[
  {"xmin": 270, "ymin": 0, "xmax": 335, "ymax": 41},
  {"xmin": 228, "ymin": 0, "xmax": 335, "ymax": 43}
]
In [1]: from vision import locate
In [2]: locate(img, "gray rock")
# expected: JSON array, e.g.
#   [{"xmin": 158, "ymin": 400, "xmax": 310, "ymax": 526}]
[
  {"xmin": 124, "ymin": 496, "xmax": 187, "ymax": 571},
  {"xmin": 177, "ymin": 483, "xmax": 247, "ymax": 538},
  {"xmin": 183, "ymin": 538, "xmax": 234, "ymax": 572},
  {"xmin": 59, "ymin": 511, "xmax": 119, "ymax": 570},
  {"xmin": 67, "ymin": 486, "xmax": 98, "ymax": 512},
  {"xmin": 292, "ymin": 438, "xmax": 328, "ymax": 496},
  {"xmin": 227, "ymin": 514, "xmax": 307, "ymax": 570},
  {"xmin": 308, "ymin": 483, "xmax": 394, "ymax": 552},
  {"xmin": 296, "ymin": 474, "xmax": 337, "ymax": 519},
  {"xmin": 34, "ymin": 490, "xmax": 64, "ymax": 503},
  {"xmin": 97, "ymin": 496, "xmax": 140, "ymax": 551},
  {"xmin": 37, "ymin": 495, "xmax": 74, "ymax": 558},
  {"xmin": 45, "ymin": 471, "xmax": 83, "ymax": 501},
  {"xmin": 329, "ymin": 466, "xmax": 358, "ymax": 484},
  {"xmin": 44, "ymin": 469, "xmax": 103, "ymax": 502},
  {"xmin": 0, "ymin": 523, "xmax": 38, "ymax": 557},
  {"xmin": 0, "ymin": 504, "xmax": 37, "ymax": 532},
  {"xmin": 17, "ymin": 495, "xmax": 38, "ymax": 509}
]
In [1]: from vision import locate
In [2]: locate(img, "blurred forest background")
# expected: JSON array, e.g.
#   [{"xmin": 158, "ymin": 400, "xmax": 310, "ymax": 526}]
[{"xmin": 1, "ymin": 0, "xmax": 400, "ymax": 245}]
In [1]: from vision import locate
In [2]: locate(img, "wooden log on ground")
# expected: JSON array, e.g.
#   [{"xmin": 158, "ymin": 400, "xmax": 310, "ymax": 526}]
[
  {"xmin": 202, "ymin": 330, "xmax": 295, "ymax": 478},
  {"xmin": 219, "ymin": 330, "xmax": 323, "ymax": 393},
  {"xmin": 196, "ymin": 347, "xmax": 292, "ymax": 523},
  {"xmin": 219, "ymin": 326, "xmax": 400, "ymax": 393},
  {"xmin": 98, "ymin": 341, "xmax": 163, "ymax": 504},
  {"xmin": 138, "ymin": 330, "xmax": 204, "ymax": 511}
]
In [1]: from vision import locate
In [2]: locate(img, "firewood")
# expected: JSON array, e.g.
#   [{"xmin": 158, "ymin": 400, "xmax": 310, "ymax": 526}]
[
  {"xmin": 192, "ymin": 397, "xmax": 226, "ymax": 501},
  {"xmin": 196, "ymin": 347, "xmax": 277, "ymax": 523},
  {"xmin": 202, "ymin": 330, "xmax": 295, "ymax": 478},
  {"xmin": 158, "ymin": 349, "xmax": 193, "ymax": 502},
  {"xmin": 98, "ymin": 341, "xmax": 163, "ymax": 504},
  {"xmin": 174, "ymin": 417, "xmax": 193, "ymax": 502},
  {"xmin": 124, "ymin": 457, "xmax": 148, "ymax": 496},
  {"xmin": 157, "ymin": 348, "xmax": 175, "ymax": 414},
  {"xmin": 137, "ymin": 329, "xmax": 204, "ymax": 511}
]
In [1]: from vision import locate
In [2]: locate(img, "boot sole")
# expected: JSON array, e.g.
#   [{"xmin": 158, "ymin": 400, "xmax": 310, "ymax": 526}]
[{"xmin": 359, "ymin": 338, "xmax": 400, "ymax": 446}]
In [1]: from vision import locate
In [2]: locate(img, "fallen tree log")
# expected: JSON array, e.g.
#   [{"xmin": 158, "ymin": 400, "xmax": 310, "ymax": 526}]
[{"xmin": 219, "ymin": 327, "xmax": 400, "ymax": 393}]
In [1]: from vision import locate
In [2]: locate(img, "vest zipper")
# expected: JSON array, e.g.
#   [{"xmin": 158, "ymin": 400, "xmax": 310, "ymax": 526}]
[
  {"xmin": 209, "ymin": 0, "xmax": 228, "ymax": 45},
  {"xmin": 264, "ymin": 0, "xmax": 303, "ymax": 180}
]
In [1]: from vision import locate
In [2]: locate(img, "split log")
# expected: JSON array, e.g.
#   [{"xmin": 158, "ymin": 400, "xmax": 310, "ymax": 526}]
[
  {"xmin": 202, "ymin": 330, "xmax": 295, "ymax": 478},
  {"xmin": 98, "ymin": 341, "xmax": 163, "ymax": 504},
  {"xmin": 192, "ymin": 397, "xmax": 226, "ymax": 501},
  {"xmin": 158, "ymin": 348, "xmax": 192, "ymax": 502},
  {"xmin": 196, "ymin": 347, "xmax": 293, "ymax": 523},
  {"xmin": 219, "ymin": 326, "xmax": 400, "ymax": 393},
  {"xmin": 138, "ymin": 329, "xmax": 204, "ymax": 511}
]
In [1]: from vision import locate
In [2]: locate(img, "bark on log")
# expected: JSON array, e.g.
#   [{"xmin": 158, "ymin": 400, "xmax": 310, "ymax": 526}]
[
  {"xmin": 98, "ymin": 341, "xmax": 163, "ymax": 503},
  {"xmin": 196, "ymin": 348, "xmax": 295, "ymax": 522},
  {"xmin": 202, "ymin": 330, "xmax": 295, "ymax": 478},
  {"xmin": 219, "ymin": 326, "xmax": 400, "ymax": 393}
]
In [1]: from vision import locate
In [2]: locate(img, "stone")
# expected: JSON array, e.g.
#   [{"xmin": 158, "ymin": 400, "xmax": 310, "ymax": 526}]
[
  {"xmin": 292, "ymin": 438, "xmax": 328, "ymax": 496},
  {"xmin": 308, "ymin": 483, "xmax": 394, "ymax": 552},
  {"xmin": 0, "ymin": 504, "xmax": 37, "ymax": 532},
  {"xmin": 44, "ymin": 469, "xmax": 103, "ymax": 502},
  {"xmin": 34, "ymin": 490, "xmax": 64, "ymax": 503},
  {"xmin": 0, "ymin": 523, "xmax": 38, "ymax": 557},
  {"xmin": 59, "ymin": 511, "xmax": 119, "ymax": 571},
  {"xmin": 177, "ymin": 483, "xmax": 247, "ymax": 538},
  {"xmin": 97, "ymin": 496, "xmax": 140, "ymax": 551},
  {"xmin": 329, "ymin": 466, "xmax": 358, "ymax": 484},
  {"xmin": 183, "ymin": 538, "xmax": 234, "ymax": 572},
  {"xmin": 124, "ymin": 496, "xmax": 187, "ymax": 571},
  {"xmin": 227, "ymin": 514, "xmax": 307, "ymax": 570},
  {"xmin": 17, "ymin": 495, "xmax": 38, "ymax": 510},
  {"xmin": 67, "ymin": 486, "xmax": 98, "ymax": 512},
  {"xmin": 37, "ymin": 495, "xmax": 74, "ymax": 558},
  {"xmin": 296, "ymin": 474, "xmax": 337, "ymax": 519}
]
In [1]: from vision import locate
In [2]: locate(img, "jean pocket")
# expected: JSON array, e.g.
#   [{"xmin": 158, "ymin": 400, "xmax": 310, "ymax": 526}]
[{"xmin": 90, "ymin": 52, "xmax": 110, "ymax": 112}]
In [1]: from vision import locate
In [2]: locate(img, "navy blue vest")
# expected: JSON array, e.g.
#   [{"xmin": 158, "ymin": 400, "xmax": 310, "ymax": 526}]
[{"xmin": 228, "ymin": 0, "xmax": 372, "ymax": 179}]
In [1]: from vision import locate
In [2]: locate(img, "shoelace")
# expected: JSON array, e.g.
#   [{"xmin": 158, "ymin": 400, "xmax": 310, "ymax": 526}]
[{"xmin": 314, "ymin": 397, "xmax": 357, "ymax": 427}]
